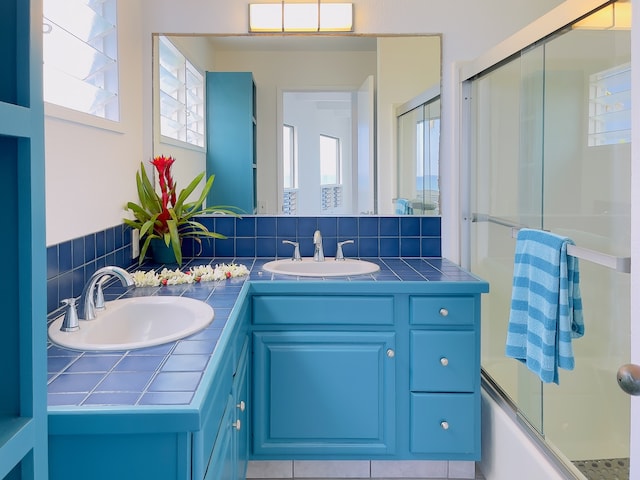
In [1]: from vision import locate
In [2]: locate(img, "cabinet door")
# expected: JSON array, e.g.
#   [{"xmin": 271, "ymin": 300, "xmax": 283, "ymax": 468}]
[
  {"xmin": 233, "ymin": 340, "xmax": 249, "ymax": 480},
  {"xmin": 252, "ymin": 331, "xmax": 396, "ymax": 456},
  {"xmin": 204, "ymin": 395, "xmax": 235, "ymax": 480}
]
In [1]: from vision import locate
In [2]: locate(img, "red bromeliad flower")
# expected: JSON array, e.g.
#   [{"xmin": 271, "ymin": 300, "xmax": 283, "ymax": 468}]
[{"xmin": 150, "ymin": 155, "xmax": 177, "ymax": 233}]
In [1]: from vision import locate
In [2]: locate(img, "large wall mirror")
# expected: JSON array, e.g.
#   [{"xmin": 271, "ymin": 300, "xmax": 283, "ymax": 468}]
[{"xmin": 153, "ymin": 34, "xmax": 441, "ymax": 216}]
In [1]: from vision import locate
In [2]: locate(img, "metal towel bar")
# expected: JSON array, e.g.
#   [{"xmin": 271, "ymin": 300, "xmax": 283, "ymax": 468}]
[{"xmin": 471, "ymin": 213, "xmax": 631, "ymax": 274}]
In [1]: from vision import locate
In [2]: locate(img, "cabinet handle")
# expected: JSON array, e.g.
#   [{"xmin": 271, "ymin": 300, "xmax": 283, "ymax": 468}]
[
  {"xmin": 386, "ymin": 349, "xmax": 395, "ymax": 358},
  {"xmin": 439, "ymin": 308, "xmax": 449, "ymax": 317},
  {"xmin": 440, "ymin": 357, "xmax": 449, "ymax": 366},
  {"xmin": 232, "ymin": 419, "xmax": 241, "ymax": 431},
  {"xmin": 440, "ymin": 421, "xmax": 449, "ymax": 430},
  {"xmin": 237, "ymin": 400, "xmax": 246, "ymax": 412}
]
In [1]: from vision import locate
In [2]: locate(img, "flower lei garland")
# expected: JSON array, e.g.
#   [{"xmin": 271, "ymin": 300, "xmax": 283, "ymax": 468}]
[{"xmin": 131, "ymin": 263, "xmax": 250, "ymax": 287}]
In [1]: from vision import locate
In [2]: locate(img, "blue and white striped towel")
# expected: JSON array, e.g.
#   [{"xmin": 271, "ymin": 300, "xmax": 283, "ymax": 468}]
[
  {"xmin": 505, "ymin": 228, "xmax": 584, "ymax": 384},
  {"xmin": 395, "ymin": 198, "xmax": 413, "ymax": 215}
]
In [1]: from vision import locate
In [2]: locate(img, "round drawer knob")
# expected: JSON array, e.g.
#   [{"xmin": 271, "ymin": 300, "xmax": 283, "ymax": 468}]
[
  {"xmin": 440, "ymin": 357, "xmax": 449, "ymax": 366},
  {"xmin": 440, "ymin": 421, "xmax": 449, "ymax": 430},
  {"xmin": 439, "ymin": 308, "xmax": 449, "ymax": 317},
  {"xmin": 237, "ymin": 400, "xmax": 246, "ymax": 412},
  {"xmin": 386, "ymin": 349, "xmax": 395, "ymax": 358},
  {"xmin": 232, "ymin": 419, "xmax": 242, "ymax": 431}
]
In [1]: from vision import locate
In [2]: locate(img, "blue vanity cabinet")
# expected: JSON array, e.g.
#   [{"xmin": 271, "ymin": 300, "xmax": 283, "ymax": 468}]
[
  {"xmin": 205, "ymin": 72, "xmax": 257, "ymax": 214},
  {"xmin": 248, "ymin": 284, "xmax": 485, "ymax": 462},
  {"xmin": 251, "ymin": 294, "xmax": 397, "ymax": 457}
]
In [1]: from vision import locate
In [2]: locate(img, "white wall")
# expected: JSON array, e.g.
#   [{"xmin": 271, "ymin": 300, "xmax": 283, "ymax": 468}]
[{"xmin": 44, "ymin": 1, "xmax": 144, "ymax": 245}]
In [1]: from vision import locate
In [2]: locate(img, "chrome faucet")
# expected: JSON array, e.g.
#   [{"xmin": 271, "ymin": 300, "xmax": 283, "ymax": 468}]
[
  {"xmin": 78, "ymin": 266, "xmax": 134, "ymax": 320},
  {"xmin": 313, "ymin": 230, "xmax": 325, "ymax": 262},
  {"xmin": 335, "ymin": 240, "xmax": 354, "ymax": 261}
]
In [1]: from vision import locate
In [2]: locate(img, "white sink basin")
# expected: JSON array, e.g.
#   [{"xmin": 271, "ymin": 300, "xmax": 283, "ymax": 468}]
[
  {"xmin": 48, "ymin": 296, "xmax": 214, "ymax": 351},
  {"xmin": 263, "ymin": 258, "xmax": 380, "ymax": 277}
]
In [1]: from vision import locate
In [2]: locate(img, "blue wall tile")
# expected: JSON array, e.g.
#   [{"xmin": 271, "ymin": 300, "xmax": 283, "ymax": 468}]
[
  {"xmin": 299, "ymin": 217, "xmax": 319, "ymax": 236},
  {"xmin": 338, "ymin": 217, "xmax": 358, "ymax": 237},
  {"xmin": 84, "ymin": 233, "xmax": 96, "ymax": 263},
  {"xmin": 422, "ymin": 216, "xmax": 442, "ymax": 236},
  {"xmin": 46, "ymin": 216, "xmax": 441, "ymax": 315},
  {"xmin": 276, "ymin": 216, "xmax": 297, "ymax": 237},
  {"xmin": 235, "ymin": 237, "xmax": 255, "ymax": 257},
  {"xmin": 359, "ymin": 217, "xmax": 378, "ymax": 237},
  {"xmin": 422, "ymin": 237, "xmax": 442, "ymax": 257},
  {"xmin": 359, "ymin": 237, "xmax": 379, "ymax": 257},
  {"xmin": 380, "ymin": 217, "xmax": 400, "ymax": 236},
  {"xmin": 214, "ymin": 216, "xmax": 234, "ymax": 237},
  {"xmin": 236, "ymin": 217, "xmax": 256, "ymax": 237},
  {"xmin": 380, "ymin": 237, "xmax": 399, "ymax": 257},
  {"xmin": 47, "ymin": 245, "xmax": 58, "ymax": 280},
  {"xmin": 400, "ymin": 217, "xmax": 420, "ymax": 236},
  {"xmin": 256, "ymin": 216, "xmax": 276, "ymax": 236}
]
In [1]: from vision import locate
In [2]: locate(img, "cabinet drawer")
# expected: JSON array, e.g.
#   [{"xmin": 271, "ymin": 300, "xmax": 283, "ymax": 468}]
[
  {"xmin": 410, "ymin": 296, "xmax": 474, "ymax": 326},
  {"xmin": 410, "ymin": 331, "xmax": 476, "ymax": 392},
  {"xmin": 410, "ymin": 393, "xmax": 478, "ymax": 457},
  {"xmin": 253, "ymin": 295, "xmax": 394, "ymax": 325}
]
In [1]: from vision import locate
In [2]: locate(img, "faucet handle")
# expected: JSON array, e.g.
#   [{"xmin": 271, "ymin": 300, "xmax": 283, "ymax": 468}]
[
  {"xmin": 282, "ymin": 240, "xmax": 301, "ymax": 261},
  {"xmin": 95, "ymin": 275, "xmax": 111, "ymax": 310},
  {"xmin": 336, "ymin": 240, "xmax": 355, "ymax": 260},
  {"xmin": 60, "ymin": 298, "xmax": 80, "ymax": 332}
]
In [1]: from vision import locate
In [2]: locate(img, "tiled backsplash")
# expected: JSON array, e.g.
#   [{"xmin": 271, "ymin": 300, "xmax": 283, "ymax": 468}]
[
  {"xmin": 47, "ymin": 223, "xmax": 134, "ymax": 315},
  {"xmin": 46, "ymin": 215, "xmax": 441, "ymax": 315}
]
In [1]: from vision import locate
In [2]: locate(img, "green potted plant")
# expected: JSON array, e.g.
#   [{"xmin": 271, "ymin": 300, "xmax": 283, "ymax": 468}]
[{"xmin": 124, "ymin": 155, "xmax": 238, "ymax": 266}]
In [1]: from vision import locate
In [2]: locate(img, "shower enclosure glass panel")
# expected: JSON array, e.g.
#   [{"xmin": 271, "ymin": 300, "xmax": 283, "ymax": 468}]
[{"xmin": 469, "ymin": 6, "xmax": 631, "ymax": 477}]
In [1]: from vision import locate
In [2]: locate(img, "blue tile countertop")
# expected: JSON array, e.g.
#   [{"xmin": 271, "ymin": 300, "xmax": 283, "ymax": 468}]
[{"xmin": 47, "ymin": 257, "xmax": 485, "ymax": 409}]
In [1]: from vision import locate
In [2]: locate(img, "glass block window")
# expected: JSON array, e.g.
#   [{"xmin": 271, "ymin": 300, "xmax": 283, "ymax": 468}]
[
  {"xmin": 158, "ymin": 36, "xmax": 205, "ymax": 148},
  {"xmin": 43, "ymin": 0, "xmax": 119, "ymax": 121}
]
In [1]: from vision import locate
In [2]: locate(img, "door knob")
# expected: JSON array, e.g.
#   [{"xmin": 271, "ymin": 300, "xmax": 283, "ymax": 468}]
[{"xmin": 616, "ymin": 364, "xmax": 640, "ymax": 395}]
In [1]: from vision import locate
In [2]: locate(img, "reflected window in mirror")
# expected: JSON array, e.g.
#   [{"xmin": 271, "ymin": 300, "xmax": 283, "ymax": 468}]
[
  {"xmin": 158, "ymin": 36, "xmax": 205, "ymax": 148},
  {"xmin": 320, "ymin": 134, "xmax": 343, "ymax": 213},
  {"xmin": 283, "ymin": 124, "xmax": 299, "ymax": 214},
  {"xmin": 396, "ymin": 92, "xmax": 440, "ymax": 216}
]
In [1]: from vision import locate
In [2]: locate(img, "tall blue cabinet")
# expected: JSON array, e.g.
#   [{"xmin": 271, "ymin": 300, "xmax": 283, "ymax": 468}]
[
  {"xmin": 0, "ymin": 0, "xmax": 48, "ymax": 479},
  {"xmin": 205, "ymin": 72, "xmax": 257, "ymax": 215}
]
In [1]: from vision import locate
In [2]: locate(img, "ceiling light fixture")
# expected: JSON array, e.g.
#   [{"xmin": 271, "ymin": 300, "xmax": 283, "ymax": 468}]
[{"xmin": 249, "ymin": 2, "xmax": 353, "ymax": 33}]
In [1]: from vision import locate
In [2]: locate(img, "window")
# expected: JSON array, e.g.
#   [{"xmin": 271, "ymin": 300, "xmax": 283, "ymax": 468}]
[
  {"xmin": 158, "ymin": 36, "xmax": 205, "ymax": 148},
  {"xmin": 319, "ymin": 134, "xmax": 341, "ymax": 185},
  {"xmin": 588, "ymin": 62, "xmax": 631, "ymax": 146},
  {"xmin": 43, "ymin": 0, "xmax": 119, "ymax": 120}
]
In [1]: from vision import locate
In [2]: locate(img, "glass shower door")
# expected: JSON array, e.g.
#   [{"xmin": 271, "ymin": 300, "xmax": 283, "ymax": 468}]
[
  {"xmin": 468, "ymin": 3, "xmax": 632, "ymax": 477},
  {"xmin": 540, "ymin": 19, "xmax": 631, "ymax": 474}
]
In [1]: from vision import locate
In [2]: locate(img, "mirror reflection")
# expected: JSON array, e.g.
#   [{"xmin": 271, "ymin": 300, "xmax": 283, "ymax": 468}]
[{"xmin": 154, "ymin": 35, "xmax": 441, "ymax": 216}]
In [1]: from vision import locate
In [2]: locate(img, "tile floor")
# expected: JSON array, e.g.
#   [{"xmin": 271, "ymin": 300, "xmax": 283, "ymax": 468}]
[{"xmin": 247, "ymin": 461, "xmax": 486, "ymax": 480}]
